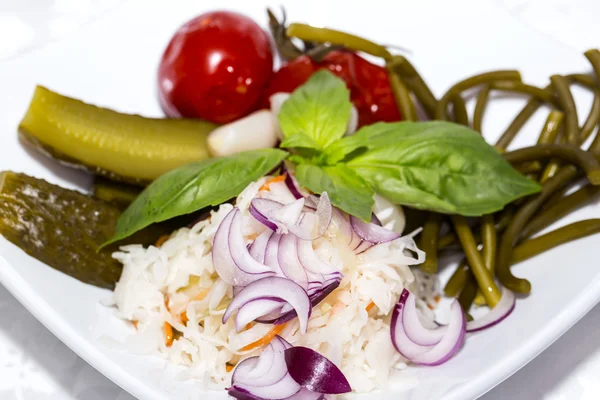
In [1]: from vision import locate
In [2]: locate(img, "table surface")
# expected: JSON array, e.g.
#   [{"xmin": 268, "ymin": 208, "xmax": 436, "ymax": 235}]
[{"xmin": 1, "ymin": 0, "xmax": 600, "ymax": 399}]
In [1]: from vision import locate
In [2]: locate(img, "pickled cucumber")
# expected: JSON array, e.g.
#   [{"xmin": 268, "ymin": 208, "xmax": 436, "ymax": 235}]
[
  {"xmin": 19, "ymin": 86, "xmax": 217, "ymax": 185},
  {"xmin": 0, "ymin": 171, "xmax": 164, "ymax": 289},
  {"xmin": 93, "ymin": 177, "xmax": 141, "ymax": 209}
]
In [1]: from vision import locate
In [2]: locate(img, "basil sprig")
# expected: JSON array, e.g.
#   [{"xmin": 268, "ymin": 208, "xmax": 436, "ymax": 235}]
[{"xmin": 107, "ymin": 71, "xmax": 540, "ymax": 243}]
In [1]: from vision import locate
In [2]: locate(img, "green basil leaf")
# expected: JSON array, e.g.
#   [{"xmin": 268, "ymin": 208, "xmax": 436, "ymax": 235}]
[
  {"xmin": 344, "ymin": 121, "xmax": 541, "ymax": 216},
  {"xmin": 326, "ymin": 121, "xmax": 447, "ymax": 164},
  {"xmin": 278, "ymin": 70, "xmax": 352, "ymax": 150},
  {"xmin": 295, "ymin": 163, "xmax": 374, "ymax": 221},
  {"xmin": 280, "ymin": 132, "xmax": 320, "ymax": 149},
  {"xmin": 104, "ymin": 149, "xmax": 288, "ymax": 245}
]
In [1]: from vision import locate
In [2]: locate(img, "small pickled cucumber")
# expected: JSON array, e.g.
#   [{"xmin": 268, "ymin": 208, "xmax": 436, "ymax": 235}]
[
  {"xmin": 0, "ymin": 171, "xmax": 166, "ymax": 289},
  {"xmin": 93, "ymin": 177, "xmax": 141, "ymax": 209},
  {"xmin": 19, "ymin": 86, "xmax": 218, "ymax": 184}
]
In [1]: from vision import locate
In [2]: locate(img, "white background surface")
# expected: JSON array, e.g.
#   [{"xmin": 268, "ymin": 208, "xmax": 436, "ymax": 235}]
[{"xmin": 1, "ymin": 0, "xmax": 599, "ymax": 399}]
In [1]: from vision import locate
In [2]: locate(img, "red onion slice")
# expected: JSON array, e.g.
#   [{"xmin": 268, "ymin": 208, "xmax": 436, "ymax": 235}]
[
  {"xmin": 312, "ymin": 193, "xmax": 333, "ymax": 237},
  {"xmin": 331, "ymin": 207, "xmax": 353, "ymax": 243},
  {"xmin": 296, "ymin": 238, "xmax": 339, "ymax": 275},
  {"xmin": 283, "ymin": 167, "xmax": 305, "ymax": 199},
  {"xmin": 264, "ymin": 233, "xmax": 283, "ymax": 271},
  {"xmin": 249, "ymin": 230, "xmax": 273, "ymax": 264},
  {"xmin": 269, "ymin": 198, "xmax": 305, "ymax": 231},
  {"xmin": 284, "ymin": 346, "xmax": 352, "ymax": 394},
  {"xmin": 223, "ymin": 277, "xmax": 312, "ymax": 333},
  {"xmin": 402, "ymin": 292, "xmax": 447, "ymax": 345},
  {"xmin": 233, "ymin": 372, "xmax": 301, "ymax": 400},
  {"xmin": 391, "ymin": 290, "xmax": 466, "ymax": 366},
  {"xmin": 235, "ymin": 298, "xmax": 285, "ymax": 332},
  {"xmin": 212, "ymin": 209, "xmax": 274, "ymax": 287},
  {"xmin": 230, "ymin": 337, "xmax": 298, "ymax": 396},
  {"xmin": 258, "ymin": 281, "xmax": 340, "ymax": 325},
  {"xmin": 353, "ymin": 240, "xmax": 374, "ymax": 254},
  {"xmin": 230, "ymin": 336, "xmax": 345, "ymax": 399},
  {"xmin": 250, "ymin": 199, "xmax": 284, "ymax": 231},
  {"xmin": 466, "ymin": 287, "xmax": 516, "ymax": 332},
  {"xmin": 230, "ymin": 209, "xmax": 278, "ymax": 275},
  {"xmin": 278, "ymin": 234, "xmax": 309, "ymax": 289},
  {"xmin": 286, "ymin": 389, "xmax": 326, "ymax": 400},
  {"xmin": 350, "ymin": 215, "xmax": 401, "ymax": 244},
  {"xmin": 251, "ymin": 195, "xmax": 332, "ymax": 241}
]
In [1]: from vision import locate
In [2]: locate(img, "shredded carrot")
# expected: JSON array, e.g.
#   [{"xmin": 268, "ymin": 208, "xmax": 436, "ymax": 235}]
[
  {"xmin": 164, "ymin": 322, "xmax": 174, "ymax": 347},
  {"xmin": 155, "ymin": 234, "xmax": 170, "ymax": 247},
  {"xmin": 245, "ymin": 322, "xmax": 253, "ymax": 331},
  {"xmin": 259, "ymin": 174, "xmax": 286, "ymax": 191},
  {"xmin": 180, "ymin": 311, "xmax": 188, "ymax": 324},
  {"xmin": 427, "ymin": 303, "xmax": 435, "ymax": 310},
  {"xmin": 239, "ymin": 323, "xmax": 287, "ymax": 352},
  {"xmin": 132, "ymin": 320, "xmax": 139, "ymax": 330},
  {"xmin": 434, "ymin": 295, "xmax": 441, "ymax": 303},
  {"xmin": 226, "ymin": 364, "xmax": 235, "ymax": 372},
  {"xmin": 366, "ymin": 301, "xmax": 376, "ymax": 312}
]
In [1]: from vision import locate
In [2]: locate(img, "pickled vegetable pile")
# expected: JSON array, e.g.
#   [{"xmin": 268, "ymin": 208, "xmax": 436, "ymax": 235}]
[{"xmin": 1, "ymin": 6, "xmax": 600, "ymax": 399}]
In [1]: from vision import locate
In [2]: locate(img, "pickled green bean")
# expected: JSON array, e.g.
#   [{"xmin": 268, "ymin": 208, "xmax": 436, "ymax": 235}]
[
  {"xmin": 286, "ymin": 23, "xmax": 392, "ymax": 60},
  {"xmin": 539, "ymin": 142, "xmax": 565, "ymax": 183},
  {"xmin": 451, "ymin": 215, "xmax": 501, "ymax": 307},
  {"xmin": 581, "ymin": 92, "xmax": 600, "ymax": 142},
  {"xmin": 481, "ymin": 215, "xmax": 497, "ymax": 273},
  {"xmin": 489, "ymin": 81, "xmax": 558, "ymax": 106},
  {"xmin": 436, "ymin": 71, "xmax": 522, "ymax": 120},
  {"xmin": 496, "ymin": 166, "xmax": 578, "ymax": 293},
  {"xmin": 452, "ymin": 95, "xmax": 469, "ymax": 126},
  {"xmin": 458, "ymin": 278, "xmax": 477, "ymax": 313},
  {"xmin": 444, "ymin": 259, "xmax": 469, "ymax": 297},
  {"xmin": 591, "ymin": 129, "xmax": 600, "ymax": 156},
  {"xmin": 521, "ymin": 184, "xmax": 600, "ymax": 239},
  {"xmin": 387, "ymin": 68, "xmax": 418, "ymax": 121},
  {"xmin": 568, "ymin": 73, "xmax": 596, "ymax": 88},
  {"xmin": 513, "ymin": 219, "xmax": 600, "ymax": 265},
  {"xmin": 515, "ymin": 161, "xmax": 543, "ymax": 174},
  {"xmin": 502, "ymin": 144, "xmax": 600, "ymax": 185},
  {"xmin": 495, "ymin": 84, "xmax": 553, "ymax": 151},
  {"xmin": 584, "ymin": 50, "xmax": 600, "ymax": 83},
  {"xmin": 537, "ymin": 111, "xmax": 564, "ymax": 145},
  {"xmin": 473, "ymin": 214, "xmax": 497, "ymax": 305},
  {"xmin": 419, "ymin": 213, "xmax": 442, "ymax": 274},
  {"xmin": 550, "ymin": 75, "xmax": 580, "ymax": 145},
  {"xmin": 537, "ymin": 112, "xmax": 565, "ymax": 183},
  {"xmin": 439, "ymin": 208, "xmax": 513, "ymax": 250},
  {"xmin": 473, "ymin": 86, "xmax": 490, "ymax": 133},
  {"xmin": 388, "ymin": 55, "xmax": 438, "ymax": 117}
]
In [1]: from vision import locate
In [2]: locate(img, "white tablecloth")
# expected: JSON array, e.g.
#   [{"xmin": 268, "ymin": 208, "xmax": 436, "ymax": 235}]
[{"xmin": 1, "ymin": 0, "xmax": 600, "ymax": 398}]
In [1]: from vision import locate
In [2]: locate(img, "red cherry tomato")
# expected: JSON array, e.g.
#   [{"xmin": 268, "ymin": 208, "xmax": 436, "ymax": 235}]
[
  {"xmin": 262, "ymin": 51, "xmax": 401, "ymax": 127},
  {"xmin": 158, "ymin": 11, "xmax": 274, "ymax": 124}
]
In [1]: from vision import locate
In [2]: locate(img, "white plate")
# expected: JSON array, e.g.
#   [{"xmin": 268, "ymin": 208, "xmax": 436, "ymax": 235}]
[{"xmin": 0, "ymin": 0, "xmax": 599, "ymax": 399}]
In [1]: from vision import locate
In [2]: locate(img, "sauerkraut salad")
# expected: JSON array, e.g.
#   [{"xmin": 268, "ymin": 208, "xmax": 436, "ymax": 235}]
[{"xmin": 110, "ymin": 176, "xmax": 438, "ymax": 397}]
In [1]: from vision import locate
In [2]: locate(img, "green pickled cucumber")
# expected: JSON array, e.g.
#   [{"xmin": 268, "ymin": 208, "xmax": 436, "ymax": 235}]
[
  {"xmin": 0, "ymin": 171, "xmax": 165, "ymax": 289},
  {"xmin": 19, "ymin": 86, "xmax": 218, "ymax": 185},
  {"xmin": 93, "ymin": 177, "xmax": 141, "ymax": 209}
]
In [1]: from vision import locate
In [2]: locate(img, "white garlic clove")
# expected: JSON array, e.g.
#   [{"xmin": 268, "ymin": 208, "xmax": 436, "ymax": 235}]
[{"xmin": 207, "ymin": 110, "xmax": 279, "ymax": 157}]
